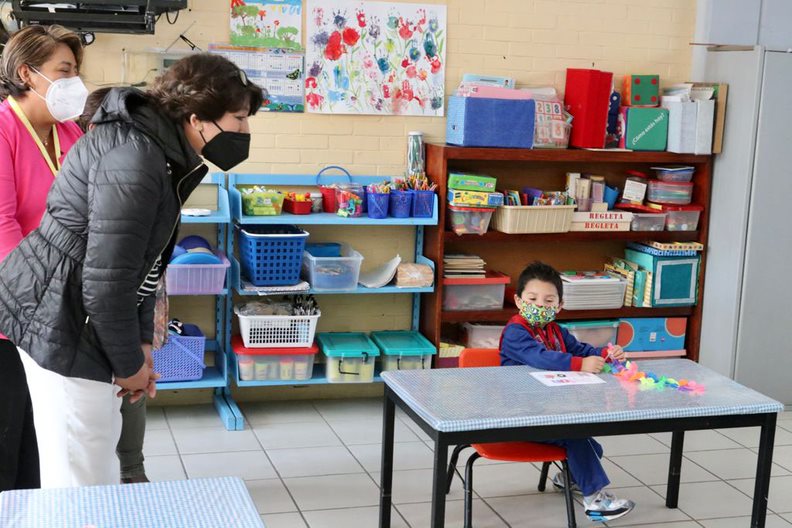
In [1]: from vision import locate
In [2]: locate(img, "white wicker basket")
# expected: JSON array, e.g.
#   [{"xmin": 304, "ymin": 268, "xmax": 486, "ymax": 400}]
[
  {"xmin": 491, "ymin": 205, "xmax": 575, "ymax": 234},
  {"xmin": 235, "ymin": 307, "xmax": 320, "ymax": 348}
]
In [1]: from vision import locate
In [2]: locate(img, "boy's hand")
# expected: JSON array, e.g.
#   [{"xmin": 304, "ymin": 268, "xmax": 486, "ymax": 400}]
[
  {"xmin": 608, "ymin": 345, "xmax": 626, "ymax": 362},
  {"xmin": 581, "ymin": 355, "xmax": 605, "ymax": 373}
]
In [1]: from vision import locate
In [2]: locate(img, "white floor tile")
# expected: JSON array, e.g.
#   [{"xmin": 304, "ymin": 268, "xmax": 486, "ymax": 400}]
[
  {"xmin": 782, "ymin": 513, "xmax": 792, "ymax": 524},
  {"xmin": 650, "ymin": 429, "xmax": 743, "ymax": 451},
  {"xmin": 144, "ymin": 455, "xmax": 186, "ymax": 482},
  {"xmin": 603, "ymin": 486, "xmax": 693, "ymax": 526},
  {"xmin": 698, "ymin": 514, "xmax": 792, "ymax": 527},
  {"xmin": 348, "ymin": 441, "xmax": 436, "ymax": 472},
  {"xmin": 242, "ymin": 401, "xmax": 324, "ymax": 426},
  {"xmin": 778, "ymin": 412, "xmax": 792, "ymax": 422},
  {"xmin": 768, "ymin": 445, "xmax": 792, "ymax": 472},
  {"xmin": 651, "ymin": 480, "xmax": 755, "ymax": 520},
  {"xmin": 245, "ymin": 478, "xmax": 298, "ymax": 514},
  {"xmin": 727, "ymin": 475, "xmax": 792, "ymax": 514},
  {"xmin": 182, "ymin": 451, "xmax": 277, "ymax": 480},
  {"xmin": 164, "ymin": 404, "xmax": 234, "ymax": 430},
  {"xmin": 456, "ymin": 462, "xmax": 544, "ymax": 498},
  {"xmin": 600, "ymin": 458, "xmax": 644, "ymax": 489},
  {"xmin": 397, "ymin": 499, "xmax": 509, "ymax": 528},
  {"xmin": 484, "ymin": 493, "xmax": 587, "ymax": 528},
  {"xmin": 302, "ymin": 506, "xmax": 408, "ymax": 528},
  {"xmin": 371, "ymin": 468, "xmax": 466, "ymax": 504},
  {"xmin": 253, "ymin": 421, "xmax": 341, "ymax": 449},
  {"xmin": 172, "ymin": 427, "xmax": 261, "ymax": 455},
  {"xmin": 260, "ymin": 512, "xmax": 308, "ymax": 528},
  {"xmin": 266, "ymin": 446, "xmax": 364, "ymax": 478},
  {"xmin": 142, "ymin": 428, "xmax": 178, "ymax": 457},
  {"xmin": 597, "ymin": 434, "xmax": 671, "ymax": 457},
  {"xmin": 145, "ymin": 406, "xmax": 169, "ymax": 430},
  {"xmin": 313, "ymin": 398, "xmax": 384, "ymax": 423},
  {"xmin": 607, "ymin": 453, "xmax": 718, "ymax": 486},
  {"xmin": 328, "ymin": 418, "xmax": 419, "ymax": 445},
  {"xmin": 402, "ymin": 418, "xmax": 433, "ymax": 443},
  {"xmin": 283, "ymin": 474, "xmax": 380, "ymax": 510},
  {"xmin": 610, "ymin": 523, "xmax": 699, "ymax": 528},
  {"xmin": 718, "ymin": 426, "xmax": 792, "ymax": 448},
  {"xmin": 686, "ymin": 448, "xmax": 790, "ymax": 480}
]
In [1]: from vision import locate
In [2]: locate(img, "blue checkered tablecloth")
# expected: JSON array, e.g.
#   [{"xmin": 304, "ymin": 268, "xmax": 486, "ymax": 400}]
[
  {"xmin": 0, "ymin": 477, "xmax": 264, "ymax": 528},
  {"xmin": 382, "ymin": 358, "xmax": 784, "ymax": 433}
]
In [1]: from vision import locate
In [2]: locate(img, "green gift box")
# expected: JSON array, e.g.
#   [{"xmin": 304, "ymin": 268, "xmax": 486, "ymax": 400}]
[
  {"xmin": 623, "ymin": 74, "xmax": 660, "ymax": 106},
  {"xmin": 622, "ymin": 107, "xmax": 669, "ymax": 151}
]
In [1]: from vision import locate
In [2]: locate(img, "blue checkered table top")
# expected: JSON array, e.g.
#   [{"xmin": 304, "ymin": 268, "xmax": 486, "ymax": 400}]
[
  {"xmin": 0, "ymin": 477, "xmax": 264, "ymax": 528},
  {"xmin": 382, "ymin": 359, "xmax": 783, "ymax": 433}
]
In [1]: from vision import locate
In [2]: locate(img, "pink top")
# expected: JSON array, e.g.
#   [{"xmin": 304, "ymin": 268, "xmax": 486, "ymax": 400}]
[{"xmin": 0, "ymin": 97, "xmax": 83, "ymax": 262}]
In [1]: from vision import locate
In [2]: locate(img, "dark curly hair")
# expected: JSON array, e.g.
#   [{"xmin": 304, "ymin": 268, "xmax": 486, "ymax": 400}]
[
  {"xmin": 516, "ymin": 261, "xmax": 564, "ymax": 300},
  {"xmin": 147, "ymin": 53, "xmax": 265, "ymax": 122}
]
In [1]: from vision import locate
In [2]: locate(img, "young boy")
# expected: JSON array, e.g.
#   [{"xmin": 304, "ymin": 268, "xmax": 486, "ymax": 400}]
[{"xmin": 500, "ymin": 261, "xmax": 635, "ymax": 522}]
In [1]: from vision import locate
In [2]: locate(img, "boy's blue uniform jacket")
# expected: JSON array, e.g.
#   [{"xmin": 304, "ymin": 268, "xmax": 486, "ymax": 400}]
[{"xmin": 499, "ymin": 314, "xmax": 607, "ymax": 370}]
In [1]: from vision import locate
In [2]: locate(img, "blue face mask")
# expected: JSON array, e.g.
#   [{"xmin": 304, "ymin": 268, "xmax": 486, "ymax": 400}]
[{"xmin": 519, "ymin": 302, "xmax": 557, "ymax": 327}]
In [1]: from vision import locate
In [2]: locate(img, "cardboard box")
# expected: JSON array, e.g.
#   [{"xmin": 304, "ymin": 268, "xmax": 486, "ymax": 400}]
[
  {"xmin": 447, "ymin": 189, "xmax": 504, "ymax": 207},
  {"xmin": 617, "ymin": 317, "xmax": 687, "ymax": 351},
  {"xmin": 183, "ymin": 183, "xmax": 218, "ymax": 211},
  {"xmin": 689, "ymin": 82, "xmax": 728, "ymax": 154},
  {"xmin": 662, "ymin": 100, "xmax": 715, "ymax": 155},
  {"xmin": 624, "ymin": 248, "xmax": 699, "ymax": 306},
  {"xmin": 621, "ymin": 107, "xmax": 669, "ymax": 151},
  {"xmin": 446, "ymin": 96, "xmax": 535, "ymax": 148},
  {"xmin": 564, "ymin": 68, "xmax": 613, "ymax": 148},
  {"xmin": 570, "ymin": 211, "xmax": 632, "ymax": 232},
  {"xmin": 622, "ymin": 74, "xmax": 660, "ymax": 107}
]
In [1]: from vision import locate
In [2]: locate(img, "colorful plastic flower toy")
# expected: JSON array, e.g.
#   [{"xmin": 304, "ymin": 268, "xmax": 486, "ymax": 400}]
[{"xmin": 604, "ymin": 358, "xmax": 704, "ymax": 393}]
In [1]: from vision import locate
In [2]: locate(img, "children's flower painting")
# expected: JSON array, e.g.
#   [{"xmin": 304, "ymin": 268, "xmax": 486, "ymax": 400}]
[
  {"xmin": 305, "ymin": 0, "xmax": 447, "ymax": 116},
  {"xmin": 230, "ymin": 0, "xmax": 302, "ymax": 50}
]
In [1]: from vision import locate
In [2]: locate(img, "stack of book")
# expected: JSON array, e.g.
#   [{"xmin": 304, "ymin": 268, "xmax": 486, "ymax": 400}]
[
  {"xmin": 560, "ymin": 272, "xmax": 628, "ymax": 310},
  {"xmin": 443, "ymin": 254, "xmax": 486, "ymax": 279}
]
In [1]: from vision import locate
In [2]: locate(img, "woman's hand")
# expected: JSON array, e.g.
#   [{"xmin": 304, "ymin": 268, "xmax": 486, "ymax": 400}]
[{"xmin": 115, "ymin": 343, "xmax": 160, "ymax": 402}]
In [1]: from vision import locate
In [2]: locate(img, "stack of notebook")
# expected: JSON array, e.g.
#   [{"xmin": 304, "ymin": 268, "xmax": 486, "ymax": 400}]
[
  {"xmin": 560, "ymin": 272, "xmax": 627, "ymax": 310},
  {"xmin": 443, "ymin": 254, "xmax": 486, "ymax": 279}
]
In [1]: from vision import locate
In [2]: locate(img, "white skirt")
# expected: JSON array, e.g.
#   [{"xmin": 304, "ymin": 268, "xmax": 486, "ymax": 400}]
[{"xmin": 18, "ymin": 348, "xmax": 123, "ymax": 488}]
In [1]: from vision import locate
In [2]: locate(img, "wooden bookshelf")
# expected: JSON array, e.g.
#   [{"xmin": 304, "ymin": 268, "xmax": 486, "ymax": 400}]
[{"xmin": 421, "ymin": 144, "xmax": 713, "ymax": 362}]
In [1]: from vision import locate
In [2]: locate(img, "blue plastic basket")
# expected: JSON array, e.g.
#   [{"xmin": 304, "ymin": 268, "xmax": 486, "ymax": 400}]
[
  {"xmin": 153, "ymin": 324, "xmax": 206, "ymax": 382},
  {"xmin": 238, "ymin": 225, "xmax": 309, "ymax": 286}
]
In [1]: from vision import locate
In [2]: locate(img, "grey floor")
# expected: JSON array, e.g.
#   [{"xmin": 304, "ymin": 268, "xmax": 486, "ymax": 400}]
[{"xmin": 144, "ymin": 399, "xmax": 792, "ymax": 527}]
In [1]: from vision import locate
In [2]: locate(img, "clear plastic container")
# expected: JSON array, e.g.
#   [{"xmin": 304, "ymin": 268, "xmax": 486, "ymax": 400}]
[
  {"xmin": 533, "ymin": 121, "xmax": 571, "ymax": 149},
  {"xmin": 318, "ymin": 332, "xmax": 380, "ymax": 383},
  {"xmin": 166, "ymin": 251, "xmax": 230, "ymax": 295},
  {"xmin": 652, "ymin": 166, "xmax": 695, "ymax": 183},
  {"xmin": 372, "ymin": 331, "xmax": 435, "ymax": 372},
  {"xmin": 662, "ymin": 204, "xmax": 703, "ymax": 231},
  {"xmin": 443, "ymin": 272, "xmax": 510, "ymax": 311},
  {"xmin": 462, "ymin": 323, "xmax": 506, "ymax": 348},
  {"xmin": 647, "ymin": 180, "xmax": 694, "ymax": 205},
  {"xmin": 233, "ymin": 337, "xmax": 318, "ymax": 382},
  {"xmin": 302, "ymin": 244, "xmax": 363, "ymax": 291},
  {"xmin": 560, "ymin": 320, "xmax": 619, "ymax": 348},
  {"xmin": 447, "ymin": 205, "xmax": 494, "ymax": 235},
  {"xmin": 630, "ymin": 213, "xmax": 667, "ymax": 232}
]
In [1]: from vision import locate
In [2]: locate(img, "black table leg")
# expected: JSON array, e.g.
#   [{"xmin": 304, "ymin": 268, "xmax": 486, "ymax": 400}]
[
  {"xmin": 666, "ymin": 430, "xmax": 685, "ymax": 508},
  {"xmin": 379, "ymin": 392, "xmax": 396, "ymax": 528},
  {"xmin": 431, "ymin": 437, "xmax": 449, "ymax": 527},
  {"xmin": 752, "ymin": 413, "xmax": 777, "ymax": 528}
]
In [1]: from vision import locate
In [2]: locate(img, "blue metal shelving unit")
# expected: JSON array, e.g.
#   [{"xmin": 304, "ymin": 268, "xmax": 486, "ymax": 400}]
[{"xmin": 226, "ymin": 172, "xmax": 439, "ymax": 388}]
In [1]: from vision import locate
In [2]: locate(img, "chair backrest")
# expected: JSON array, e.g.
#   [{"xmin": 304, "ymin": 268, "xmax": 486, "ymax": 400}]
[{"xmin": 459, "ymin": 348, "xmax": 500, "ymax": 368}]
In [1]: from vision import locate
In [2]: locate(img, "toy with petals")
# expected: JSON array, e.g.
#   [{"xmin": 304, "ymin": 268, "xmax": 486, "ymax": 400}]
[{"xmin": 602, "ymin": 349, "xmax": 704, "ymax": 393}]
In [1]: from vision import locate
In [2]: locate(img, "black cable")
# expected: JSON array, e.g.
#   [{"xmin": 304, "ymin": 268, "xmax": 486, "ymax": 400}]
[{"xmin": 166, "ymin": 9, "xmax": 179, "ymax": 24}]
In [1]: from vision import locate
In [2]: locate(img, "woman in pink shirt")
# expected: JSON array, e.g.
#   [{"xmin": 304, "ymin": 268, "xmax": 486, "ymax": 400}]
[{"xmin": 0, "ymin": 24, "xmax": 84, "ymax": 491}]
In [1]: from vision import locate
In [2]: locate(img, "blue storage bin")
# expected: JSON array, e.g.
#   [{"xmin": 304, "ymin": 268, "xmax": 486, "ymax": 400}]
[
  {"xmin": 238, "ymin": 225, "xmax": 308, "ymax": 286},
  {"xmin": 318, "ymin": 332, "xmax": 380, "ymax": 383},
  {"xmin": 371, "ymin": 331, "xmax": 436, "ymax": 371},
  {"xmin": 446, "ymin": 96, "xmax": 536, "ymax": 149}
]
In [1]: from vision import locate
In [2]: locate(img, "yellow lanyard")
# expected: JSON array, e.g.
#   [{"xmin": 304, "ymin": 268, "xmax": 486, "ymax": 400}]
[{"xmin": 7, "ymin": 96, "xmax": 61, "ymax": 177}]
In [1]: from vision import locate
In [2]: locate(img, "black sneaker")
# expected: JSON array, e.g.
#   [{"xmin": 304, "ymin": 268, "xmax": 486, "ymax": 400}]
[
  {"xmin": 551, "ymin": 471, "xmax": 582, "ymax": 495},
  {"xmin": 584, "ymin": 490, "xmax": 635, "ymax": 522}
]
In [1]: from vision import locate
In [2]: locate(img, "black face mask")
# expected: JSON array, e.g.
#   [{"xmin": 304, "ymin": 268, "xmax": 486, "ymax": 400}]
[{"xmin": 200, "ymin": 121, "xmax": 250, "ymax": 171}]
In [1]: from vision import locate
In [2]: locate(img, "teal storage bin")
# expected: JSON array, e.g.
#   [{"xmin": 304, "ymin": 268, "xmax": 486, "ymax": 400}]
[
  {"xmin": 317, "ymin": 332, "xmax": 380, "ymax": 383},
  {"xmin": 371, "ymin": 331, "xmax": 436, "ymax": 371},
  {"xmin": 624, "ymin": 249, "xmax": 700, "ymax": 307}
]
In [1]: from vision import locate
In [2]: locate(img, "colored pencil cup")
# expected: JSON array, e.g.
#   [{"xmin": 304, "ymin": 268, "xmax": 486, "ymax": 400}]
[
  {"xmin": 389, "ymin": 191, "xmax": 413, "ymax": 218},
  {"xmin": 411, "ymin": 190, "xmax": 435, "ymax": 218},
  {"xmin": 367, "ymin": 192, "xmax": 389, "ymax": 219}
]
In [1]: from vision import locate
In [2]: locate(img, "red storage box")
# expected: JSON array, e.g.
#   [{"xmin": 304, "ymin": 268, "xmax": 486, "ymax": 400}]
[
  {"xmin": 283, "ymin": 198, "xmax": 312, "ymax": 215},
  {"xmin": 232, "ymin": 336, "xmax": 318, "ymax": 381},
  {"xmin": 564, "ymin": 68, "xmax": 614, "ymax": 148}
]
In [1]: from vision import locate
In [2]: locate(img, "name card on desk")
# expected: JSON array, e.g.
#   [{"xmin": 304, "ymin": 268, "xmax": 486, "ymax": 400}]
[{"xmin": 530, "ymin": 371, "xmax": 607, "ymax": 387}]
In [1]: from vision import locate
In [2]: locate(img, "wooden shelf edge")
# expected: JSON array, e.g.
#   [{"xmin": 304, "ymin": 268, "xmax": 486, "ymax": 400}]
[
  {"xmin": 441, "ymin": 306, "xmax": 694, "ymax": 323},
  {"xmin": 444, "ymin": 230, "xmax": 700, "ymax": 243}
]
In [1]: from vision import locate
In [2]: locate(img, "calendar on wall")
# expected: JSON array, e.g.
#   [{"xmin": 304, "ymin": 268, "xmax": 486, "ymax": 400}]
[{"xmin": 209, "ymin": 44, "xmax": 304, "ymax": 113}]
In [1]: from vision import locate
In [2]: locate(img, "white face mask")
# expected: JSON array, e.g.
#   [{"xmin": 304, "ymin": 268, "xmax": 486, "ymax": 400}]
[{"xmin": 29, "ymin": 66, "xmax": 88, "ymax": 123}]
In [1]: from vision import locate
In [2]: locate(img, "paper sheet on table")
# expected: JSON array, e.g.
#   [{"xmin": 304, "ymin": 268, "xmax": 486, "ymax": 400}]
[
  {"xmin": 530, "ymin": 371, "xmax": 607, "ymax": 387},
  {"xmin": 359, "ymin": 255, "xmax": 402, "ymax": 289}
]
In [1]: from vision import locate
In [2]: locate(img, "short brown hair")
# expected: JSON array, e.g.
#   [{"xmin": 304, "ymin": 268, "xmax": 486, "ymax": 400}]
[
  {"xmin": 148, "ymin": 53, "xmax": 265, "ymax": 123},
  {"xmin": 0, "ymin": 25, "xmax": 83, "ymax": 99},
  {"xmin": 78, "ymin": 86, "xmax": 113, "ymax": 132}
]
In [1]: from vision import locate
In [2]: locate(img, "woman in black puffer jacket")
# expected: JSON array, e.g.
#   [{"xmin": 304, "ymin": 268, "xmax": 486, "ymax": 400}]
[{"xmin": 0, "ymin": 53, "xmax": 262, "ymax": 488}]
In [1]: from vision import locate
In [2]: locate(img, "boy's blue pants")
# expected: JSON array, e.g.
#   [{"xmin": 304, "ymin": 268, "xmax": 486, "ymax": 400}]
[{"xmin": 544, "ymin": 438, "xmax": 609, "ymax": 496}]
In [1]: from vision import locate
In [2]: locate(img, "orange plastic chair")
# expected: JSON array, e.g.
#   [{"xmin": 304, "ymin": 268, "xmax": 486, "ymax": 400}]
[{"xmin": 446, "ymin": 348, "xmax": 577, "ymax": 528}]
